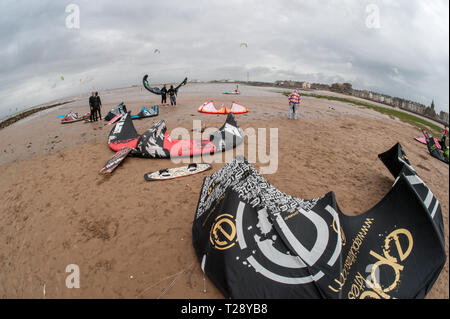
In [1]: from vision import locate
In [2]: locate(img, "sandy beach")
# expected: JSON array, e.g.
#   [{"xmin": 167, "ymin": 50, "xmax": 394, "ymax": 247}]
[{"xmin": 0, "ymin": 83, "xmax": 448, "ymax": 299}]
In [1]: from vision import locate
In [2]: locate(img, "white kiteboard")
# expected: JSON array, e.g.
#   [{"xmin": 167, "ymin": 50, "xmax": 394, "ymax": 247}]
[{"xmin": 144, "ymin": 163, "xmax": 212, "ymax": 181}]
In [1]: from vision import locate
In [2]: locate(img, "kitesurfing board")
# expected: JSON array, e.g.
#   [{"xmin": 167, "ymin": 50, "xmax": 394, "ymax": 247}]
[
  {"xmin": 144, "ymin": 163, "xmax": 212, "ymax": 181},
  {"xmin": 99, "ymin": 147, "xmax": 133, "ymax": 174}
]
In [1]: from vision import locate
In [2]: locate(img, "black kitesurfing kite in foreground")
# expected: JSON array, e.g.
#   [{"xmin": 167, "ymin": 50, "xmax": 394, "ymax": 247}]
[
  {"xmin": 192, "ymin": 143, "xmax": 446, "ymax": 299},
  {"xmin": 142, "ymin": 74, "xmax": 187, "ymax": 96}
]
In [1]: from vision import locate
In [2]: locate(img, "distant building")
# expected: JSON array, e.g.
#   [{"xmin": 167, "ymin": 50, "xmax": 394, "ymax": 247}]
[
  {"xmin": 351, "ymin": 89, "xmax": 448, "ymax": 125},
  {"xmin": 300, "ymin": 82, "xmax": 311, "ymax": 89},
  {"xmin": 440, "ymin": 111, "xmax": 449, "ymax": 124},
  {"xmin": 311, "ymin": 83, "xmax": 331, "ymax": 90},
  {"xmin": 275, "ymin": 80, "xmax": 310, "ymax": 89},
  {"xmin": 330, "ymin": 83, "xmax": 353, "ymax": 94},
  {"xmin": 273, "ymin": 79, "xmax": 448, "ymax": 125}
]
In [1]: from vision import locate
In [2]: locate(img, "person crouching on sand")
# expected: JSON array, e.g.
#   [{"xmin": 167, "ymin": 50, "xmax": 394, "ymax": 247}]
[
  {"xmin": 89, "ymin": 92, "xmax": 96, "ymax": 122},
  {"xmin": 168, "ymin": 85, "xmax": 177, "ymax": 106},
  {"xmin": 288, "ymin": 89, "xmax": 301, "ymax": 120}
]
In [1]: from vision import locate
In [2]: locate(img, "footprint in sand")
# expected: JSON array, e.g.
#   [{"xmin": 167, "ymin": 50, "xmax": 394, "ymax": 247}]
[
  {"xmin": 79, "ymin": 218, "xmax": 119, "ymax": 241},
  {"xmin": 62, "ymin": 240, "xmax": 71, "ymax": 249},
  {"xmin": 96, "ymin": 175, "xmax": 111, "ymax": 186},
  {"xmin": 417, "ymin": 164, "xmax": 430, "ymax": 172}
]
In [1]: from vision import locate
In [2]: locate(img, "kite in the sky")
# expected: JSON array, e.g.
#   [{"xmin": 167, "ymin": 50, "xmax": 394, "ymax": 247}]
[
  {"xmin": 240, "ymin": 42, "xmax": 248, "ymax": 48},
  {"xmin": 60, "ymin": 76, "xmax": 65, "ymax": 81},
  {"xmin": 154, "ymin": 49, "xmax": 160, "ymax": 54}
]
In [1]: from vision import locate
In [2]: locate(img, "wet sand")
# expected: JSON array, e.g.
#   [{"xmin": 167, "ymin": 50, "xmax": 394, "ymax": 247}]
[{"xmin": 0, "ymin": 83, "xmax": 448, "ymax": 298}]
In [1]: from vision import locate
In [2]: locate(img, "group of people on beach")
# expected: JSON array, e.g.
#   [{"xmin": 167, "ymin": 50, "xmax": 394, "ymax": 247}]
[
  {"xmin": 160, "ymin": 84, "xmax": 177, "ymax": 106},
  {"xmin": 89, "ymin": 92, "xmax": 102, "ymax": 122}
]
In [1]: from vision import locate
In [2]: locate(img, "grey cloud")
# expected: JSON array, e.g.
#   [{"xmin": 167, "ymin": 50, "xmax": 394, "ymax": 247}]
[{"xmin": 0, "ymin": 0, "xmax": 448, "ymax": 120}]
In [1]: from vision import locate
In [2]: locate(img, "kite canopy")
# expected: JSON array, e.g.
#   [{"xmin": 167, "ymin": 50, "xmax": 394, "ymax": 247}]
[
  {"xmin": 142, "ymin": 74, "xmax": 188, "ymax": 96},
  {"xmin": 108, "ymin": 112, "xmax": 244, "ymax": 158},
  {"xmin": 104, "ymin": 102, "xmax": 127, "ymax": 121},
  {"xmin": 61, "ymin": 112, "xmax": 77, "ymax": 122},
  {"xmin": 423, "ymin": 130, "xmax": 449, "ymax": 164},
  {"xmin": 414, "ymin": 136, "xmax": 442, "ymax": 149},
  {"xmin": 198, "ymin": 101, "xmax": 227, "ymax": 114},
  {"xmin": 192, "ymin": 143, "xmax": 446, "ymax": 299},
  {"xmin": 60, "ymin": 112, "xmax": 89, "ymax": 124},
  {"xmin": 378, "ymin": 143, "xmax": 445, "ymax": 239},
  {"xmin": 223, "ymin": 91, "xmax": 240, "ymax": 95},
  {"xmin": 131, "ymin": 105, "xmax": 159, "ymax": 120},
  {"xmin": 108, "ymin": 112, "xmax": 140, "ymax": 151},
  {"xmin": 227, "ymin": 102, "xmax": 248, "ymax": 114},
  {"xmin": 198, "ymin": 101, "xmax": 248, "ymax": 114}
]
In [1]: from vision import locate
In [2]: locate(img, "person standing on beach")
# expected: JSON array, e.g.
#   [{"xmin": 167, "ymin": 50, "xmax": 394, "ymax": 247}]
[
  {"xmin": 287, "ymin": 89, "xmax": 301, "ymax": 120},
  {"xmin": 95, "ymin": 92, "xmax": 102, "ymax": 120},
  {"xmin": 161, "ymin": 84, "xmax": 167, "ymax": 104},
  {"xmin": 89, "ymin": 92, "xmax": 96, "ymax": 122},
  {"xmin": 168, "ymin": 85, "xmax": 177, "ymax": 106},
  {"xmin": 440, "ymin": 125, "xmax": 448, "ymax": 149}
]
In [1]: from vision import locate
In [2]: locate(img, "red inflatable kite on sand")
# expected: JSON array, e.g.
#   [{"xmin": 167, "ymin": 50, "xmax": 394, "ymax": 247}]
[{"xmin": 198, "ymin": 101, "xmax": 248, "ymax": 115}]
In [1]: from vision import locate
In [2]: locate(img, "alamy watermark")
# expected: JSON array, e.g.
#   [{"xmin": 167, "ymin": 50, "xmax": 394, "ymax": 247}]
[
  {"xmin": 65, "ymin": 264, "xmax": 80, "ymax": 288},
  {"xmin": 65, "ymin": 4, "xmax": 80, "ymax": 29},
  {"xmin": 365, "ymin": 4, "xmax": 381, "ymax": 29},
  {"xmin": 169, "ymin": 120, "xmax": 279, "ymax": 174}
]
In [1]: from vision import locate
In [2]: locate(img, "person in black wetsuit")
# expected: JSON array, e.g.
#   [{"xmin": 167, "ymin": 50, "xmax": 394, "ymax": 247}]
[
  {"xmin": 161, "ymin": 84, "xmax": 167, "ymax": 104},
  {"xmin": 168, "ymin": 85, "xmax": 177, "ymax": 106},
  {"xmin": 89, "ymin": 92, "xmax": 96, "ymax": 122},
  {"xmin": 95, "ymin": 92, "xmax": 102, "ymax": 120}
]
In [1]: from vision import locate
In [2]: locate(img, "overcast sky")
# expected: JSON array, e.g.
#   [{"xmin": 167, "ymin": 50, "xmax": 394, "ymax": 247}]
[{"xmin": 0, "ymin": 0, "xmax": 448, "ymax": 119}]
